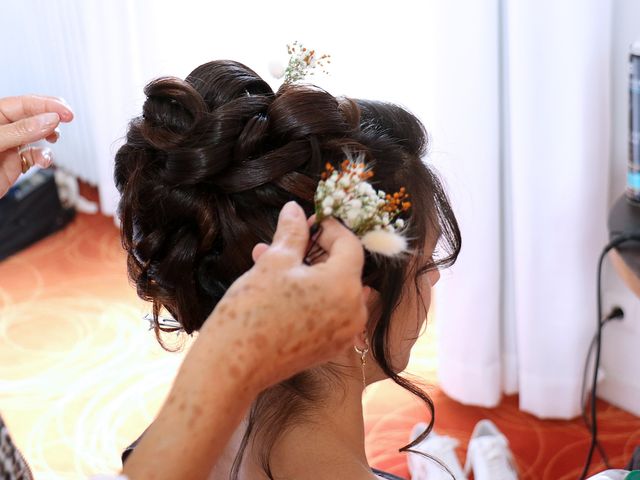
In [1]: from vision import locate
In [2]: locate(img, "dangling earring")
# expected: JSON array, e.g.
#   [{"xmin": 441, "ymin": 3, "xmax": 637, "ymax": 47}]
[{"xmin": 354, "ymin": 338, "xmax": 369, "ymax": 389}]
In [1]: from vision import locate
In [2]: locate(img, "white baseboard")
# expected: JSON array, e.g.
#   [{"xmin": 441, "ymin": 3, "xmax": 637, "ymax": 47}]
[{"xmin": 599, "ymin": 372, "xmax": 640, "ymax": 417}]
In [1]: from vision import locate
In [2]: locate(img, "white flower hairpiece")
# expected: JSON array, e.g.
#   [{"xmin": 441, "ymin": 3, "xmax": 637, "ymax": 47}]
[
  {"xmin": 269, "ymin": 41, "xmax": 331, "ymax": 84},
  {"xmin": 314, "ymin": 152, "xmax": 411, "ymax": 257}
]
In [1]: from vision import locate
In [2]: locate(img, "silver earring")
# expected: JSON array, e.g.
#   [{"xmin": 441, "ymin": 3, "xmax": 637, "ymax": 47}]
[{"xmin": 354, "ymin": 338, "xmax": 369, "ymax": 389}]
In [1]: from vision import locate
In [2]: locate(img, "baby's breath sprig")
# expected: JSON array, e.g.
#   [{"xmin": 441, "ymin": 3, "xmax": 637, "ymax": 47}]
[
  {"xmin": 283, "ymin": 41, "xmax": 331, "ymax": 84},
  {"xmin": 314, "ymin": 152, "xmax": 411, "ymax": 257}
]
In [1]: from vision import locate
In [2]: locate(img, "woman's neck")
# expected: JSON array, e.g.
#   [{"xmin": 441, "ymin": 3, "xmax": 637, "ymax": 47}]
[
  {"xmin": 212, "ymin": 371, "xmax": 377, "ymax": 479},
  {"xmin": 273, "ymin": 376, "xmax": 368, "ymax": 464}
]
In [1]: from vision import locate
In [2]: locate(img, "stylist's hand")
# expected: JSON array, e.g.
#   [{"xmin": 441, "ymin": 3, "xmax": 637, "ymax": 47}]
[
  {"xmin": 203, "ymin": 201, "xmax": 367, "ymax": 391},
  {"xmin": 125, "ymin": 202, "xmax": 366, "ymax": 480},
  {"xmin": 0, "ymin": 95, "xmax": 74, "ymax": 197}
]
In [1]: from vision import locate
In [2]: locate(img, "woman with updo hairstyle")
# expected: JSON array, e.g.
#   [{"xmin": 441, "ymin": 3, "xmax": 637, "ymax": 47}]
[{"xmin": 115, "ymin": 60, "xmax": 461, "ymax": 480}]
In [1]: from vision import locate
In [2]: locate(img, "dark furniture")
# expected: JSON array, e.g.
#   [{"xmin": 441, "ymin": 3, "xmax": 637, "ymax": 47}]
[{"xmin": 608, "ymin": 194, "xmax": 640, "ymax": 297}]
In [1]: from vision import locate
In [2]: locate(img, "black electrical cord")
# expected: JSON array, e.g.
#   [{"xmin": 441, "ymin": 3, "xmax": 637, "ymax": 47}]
[
  {"xmin": 580, "ymin": 308, "xmax": 623, "ymax": 469},
  {"xmin": 579, "ymin": 233, "xmax": 640, "ymax": 479}
]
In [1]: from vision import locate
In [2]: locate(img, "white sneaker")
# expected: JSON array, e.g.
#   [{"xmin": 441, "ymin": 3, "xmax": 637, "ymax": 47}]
[
  {"xmin": 586, "ymin": 470, "xmax": 632, "ymax": 480},
  {"xmin": 407, "ymin": 422, "xmax": 468, "ymax": 480},
  {"xmin": 464, "ymin": 420, "xmax": 518, "ymax": 480}
]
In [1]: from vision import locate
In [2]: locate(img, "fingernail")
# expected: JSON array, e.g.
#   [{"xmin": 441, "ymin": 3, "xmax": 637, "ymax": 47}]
[
  {"xmin": 280, "ymin": 201, "xmax": 301, "ymax": 219},
  {"xmin": 39, "ymin": 112, "xmax": 60, "ymax": 129},
  {"xmin": 58, "ymin": 98, "xmax": 75, "ymax": 120},
  {"xmin": 41, "ymin": 149, "xmax": 53, "ymax": 167},
  {"xmin": 47, "ymin": 128, "xmax": 60, "ymax": 144}
]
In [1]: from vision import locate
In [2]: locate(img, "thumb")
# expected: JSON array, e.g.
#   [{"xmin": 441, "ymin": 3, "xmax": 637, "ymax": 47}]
[
  {"xmin": 0, "ymin": 113, "xmax": 61, "ymax": 151},
  {"xmin": 269, "ymin": 201, "xmax": 309, "ymax": 262}
]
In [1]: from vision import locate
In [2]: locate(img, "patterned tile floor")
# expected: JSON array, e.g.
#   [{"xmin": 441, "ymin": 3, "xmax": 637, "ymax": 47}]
[{"xmin": 0, "ymin": 212, "xmax": 638, "ymax": 479}]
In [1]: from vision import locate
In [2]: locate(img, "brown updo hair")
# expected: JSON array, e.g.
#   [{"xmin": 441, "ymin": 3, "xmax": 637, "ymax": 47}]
[{"xmin": 115, "ymin": 60, "xmax": 460, "ymax": 478}]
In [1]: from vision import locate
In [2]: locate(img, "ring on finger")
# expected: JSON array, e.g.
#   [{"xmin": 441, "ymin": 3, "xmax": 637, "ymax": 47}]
[{"xmin": 17, "ymin": 145, "xmax": 34, "ymax": 174}]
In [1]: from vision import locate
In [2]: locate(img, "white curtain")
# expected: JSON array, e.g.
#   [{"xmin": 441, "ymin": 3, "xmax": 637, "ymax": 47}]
[{"xmin": 433, "ymin": 0, "xmax": 612, "ymax": 419}]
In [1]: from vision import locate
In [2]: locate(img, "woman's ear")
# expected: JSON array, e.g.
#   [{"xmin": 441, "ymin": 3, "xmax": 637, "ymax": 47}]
[
  {"xmin": 362, "ymin": 285, "xmax": 378, "ymax": 313},
  {"xmin": 354, "ymin": 286, "xmax": 375, "ymax": 347},
  {"xmin": 353, "ymin": 330, "xmax": 368, "ymax": 351},
  {"xmin": 362, "ymin": 285, "xmax": 372, "ymax": 304}
]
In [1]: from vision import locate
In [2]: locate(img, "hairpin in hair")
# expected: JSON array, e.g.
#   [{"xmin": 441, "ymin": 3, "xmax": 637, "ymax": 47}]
[
  {"xmin": 312, "ymin": 151, "xmax": 411, "ymax": 257},
  {"xmin": 269, "ymin": 41, "xmax": 331, "ymax": 84},
  {"xmin": 142, "ymin": 312, "xmax": 182, "ymax": 331}
]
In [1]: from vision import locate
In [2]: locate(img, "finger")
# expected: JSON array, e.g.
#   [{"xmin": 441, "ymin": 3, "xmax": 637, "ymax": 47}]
[
  {"xmin": 315, "ymin": 217, "xmax": 364, "ymax": 276},
  {"xmin": 307, "ymin": 214, "xmax": 316, "ymax": 228},
  {"xmin": 268, "ymin": 201, "xmax": 309, "ymax": 263},
  {"xmin": 251, "ymin": 243, "xmax": 269, "ymax": 262},
  {"xmin": 0, "ymin": 95, "xmax": 74, "ymax": 124},
  {"xmin": 255, "ymin": 211, "xmax": 315, "ymax": 263},
  {"xmin": 20, "ymin": 146, "xmax": 54, "ymax": 169},
  {"xmin": 45, "ymin": 127, "xmax": 61, "ymax": 144},
  {"xmin": 0, "ymin": 113, "xmax": 60, "ymax": 151},
  {"xmin": 1, "ymin": 147, "xmax": 53, "ymax": 180},
  {"xmin": 0, "ymin": 154, "xmax": 21, "ymax": 198},
  {"xmin": 0, "ymin": 147, "xmax": 53, "ymax": 198}
]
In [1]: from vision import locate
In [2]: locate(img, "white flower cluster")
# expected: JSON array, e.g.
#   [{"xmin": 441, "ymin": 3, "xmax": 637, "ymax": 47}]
[
  {"xmin": 314, "ymin": 155, "xmax": 409, "ymax": 257},
  {"xmin": 283, "ymin": 41, "xmax": 331, "ymax": 84}
]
